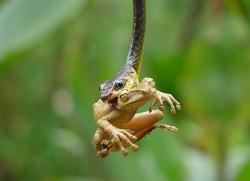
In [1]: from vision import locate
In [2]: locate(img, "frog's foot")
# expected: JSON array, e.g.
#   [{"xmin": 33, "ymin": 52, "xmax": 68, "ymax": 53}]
[
  {"xmin": 155, "ymin": 124, "xmax": 178, "ymax": 132},
  {"xmin": 100, "ymin": 139, "xmax": 113, "ymax": 149},
  {"xmin": 97, "ymin": 148, "xmax": 109, "ymax": 158},
  {"xmin": 96, "ymin": 139, "xmax": 112, "ymax": 158},
  {"xmin": 150, "ymin": 91, "xmax": 181, "ymax": 114},
  {"xmin": 110, "ymin": 128, "xmax": 138, "ymax": 156}
]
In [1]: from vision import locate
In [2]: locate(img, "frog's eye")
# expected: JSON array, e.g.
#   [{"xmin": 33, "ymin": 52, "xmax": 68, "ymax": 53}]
[{"xmin": 115, "ymin": 80, "xmax": 125, "ymax": 90}]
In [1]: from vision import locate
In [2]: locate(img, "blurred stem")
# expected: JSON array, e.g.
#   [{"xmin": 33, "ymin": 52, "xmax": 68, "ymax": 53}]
[
  {"xmin": 178, "ymin": 0, "xmax": 204, "ymax": 51},
  {"xmin": 212, "ymin": 0, "xmax": 224, "ymax": 17}
]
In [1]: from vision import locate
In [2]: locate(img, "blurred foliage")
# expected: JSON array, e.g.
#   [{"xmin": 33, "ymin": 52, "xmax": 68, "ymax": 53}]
[{"xmin": 0, "ymin": 0, "xmax": 250, "ymax": 180}]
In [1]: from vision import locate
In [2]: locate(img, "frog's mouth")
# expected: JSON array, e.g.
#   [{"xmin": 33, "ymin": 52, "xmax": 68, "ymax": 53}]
[
  {"xmin": 107, "ymin": 91, "xmax": 130, "ymax": 107},
  {"xmin": 101, "ymin": 92, "xmax": 115, "ymax": 102},
  {"xmin": 108, "ymin": 97, "xmax": 119, "ymax": 107}
]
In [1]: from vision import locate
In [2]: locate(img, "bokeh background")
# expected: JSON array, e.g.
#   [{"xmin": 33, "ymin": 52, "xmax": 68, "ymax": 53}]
[{"xmin": 0, "ymin": 0, "xmax": 250, "ymax": 180}]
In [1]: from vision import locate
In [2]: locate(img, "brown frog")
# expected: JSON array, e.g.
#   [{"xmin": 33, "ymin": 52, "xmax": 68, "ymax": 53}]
[{"xmin": 93, "ymin": 78, "xmax": 181, "ymax": 157}]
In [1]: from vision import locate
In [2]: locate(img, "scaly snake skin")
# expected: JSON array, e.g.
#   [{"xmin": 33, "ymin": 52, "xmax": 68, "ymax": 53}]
[
  {"xmin": 126, "ymin": 0, "xmax": 146, "ymax": 75},
  {"xmin": 99, "ymin": 0, "xmax": 146, "ymax": 99}
]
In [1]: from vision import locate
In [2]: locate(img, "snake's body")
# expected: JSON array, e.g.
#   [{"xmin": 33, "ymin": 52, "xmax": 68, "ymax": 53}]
[
  {"xmin": 126, "ymin": 0, "xmax": 146, "ymax": 75},
  {"xmin": 99, "ymin": 0, "xmax": 146, "ymax": 99}
]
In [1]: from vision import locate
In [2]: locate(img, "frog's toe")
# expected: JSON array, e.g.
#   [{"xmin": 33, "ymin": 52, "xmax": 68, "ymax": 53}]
[
  {"xmin": 176, "ymin": 104, "xmax": 181, "ymax": 111},
  {"xmin": 131, "ymin": 144, "xmax": 139, "ymax": 152},
  {"xmin": 156, "ymin": 124, "xmax": 178, "ymax": 132},
  {"xmin": 120, "ymin": 129, "xmax": 137, "ymax": 141},
  {"xmin": 121, "ymin": 147, "xmax": 129, "ymax": 156},
  {"xmin": 159, "ymin": 105, "xmax": 165, "ymax": 112},
  {"xmin": 97, "ymin": 149, "xmax": 109, "ymax": 158}
]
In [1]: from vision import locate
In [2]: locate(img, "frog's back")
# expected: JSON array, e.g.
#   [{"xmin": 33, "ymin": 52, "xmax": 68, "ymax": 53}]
[{"xmin": 93, "ymin": 99, "xmax": 113, "ymax": 121}]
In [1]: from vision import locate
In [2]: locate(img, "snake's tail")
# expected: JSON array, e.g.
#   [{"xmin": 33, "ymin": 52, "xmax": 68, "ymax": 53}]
[{"xmin": 126, "ymin": 0, "xmax": 146, "ymax": 76}]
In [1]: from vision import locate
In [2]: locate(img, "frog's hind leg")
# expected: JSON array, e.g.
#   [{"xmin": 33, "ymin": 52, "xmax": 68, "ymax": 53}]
[
  {"xmin": 134, "ymin": 124, "xmax": 178, "ymax": 141},
  {"xmin": 98, "ymin": 110, "xmax": 178, "ymax": 157},
  {"xmin": 122, "ymin": 110, "xmax": 178, "ymax": 141},
  {"xmin": 122, "ymin": 110, "xmax": 163, "ymax": 131}
]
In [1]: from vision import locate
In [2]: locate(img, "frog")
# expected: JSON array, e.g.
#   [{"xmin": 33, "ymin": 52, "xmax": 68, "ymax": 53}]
[{"xmin": 93, "ymin": 77, "xmax": 181, "ymax": 157}]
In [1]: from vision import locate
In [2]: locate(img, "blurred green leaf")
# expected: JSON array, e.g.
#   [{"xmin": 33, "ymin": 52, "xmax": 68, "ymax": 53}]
[
  {"xmin": 0, "ymin": 0, "xmax": 85, "ymax": 62},
  {"xmin": 1, "ymin": 0, "xmax": 250, "ymax": 180},
  {"xmin": 236, "ymin": 160, "xmax": 250, "ymax": 181}
]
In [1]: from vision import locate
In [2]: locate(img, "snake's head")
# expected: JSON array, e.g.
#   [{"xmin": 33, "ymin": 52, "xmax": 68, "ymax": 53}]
[
  {"xmin": 99, "ymin": 66, "xmax": 139, "ymax": 102},
  {"xmin": 99, "ymin": 78, "xmax": 126, "ymax": 102}
]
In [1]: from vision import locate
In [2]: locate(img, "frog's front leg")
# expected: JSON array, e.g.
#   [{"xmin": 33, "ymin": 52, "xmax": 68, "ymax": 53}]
[
  {"xmin": 95, "ymin": 117, "xmax": 138, "ymax": 156},
  {"xmin": 149, "ymin": 92, "xmax": 181, "ymax": 114},
  {"xmin": 140, "ymin": 77, "xmax": 181, "ymax": 114},
  {"xmin": 149, "ymin": 89, "xmax": 181, "ymax": 114}
]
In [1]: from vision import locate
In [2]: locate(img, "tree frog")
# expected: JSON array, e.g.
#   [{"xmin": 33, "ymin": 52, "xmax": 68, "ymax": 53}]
[{"xmin": 93, "ymin": 78, "xmax": 181, "ymax": 157}]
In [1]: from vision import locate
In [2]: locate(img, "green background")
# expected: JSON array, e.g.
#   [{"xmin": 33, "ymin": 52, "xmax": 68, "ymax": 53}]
[{"xmin": 0, "ymin": 0, "xmax": 250, "ymax": 180}]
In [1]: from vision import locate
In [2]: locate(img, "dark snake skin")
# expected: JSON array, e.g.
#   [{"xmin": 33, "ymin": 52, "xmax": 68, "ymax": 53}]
[
  {"xmin": 99, "ymin": 0, "xmax": 146, "ymax": 99},
  {"xmin": 126, "ymin": 0, "xmax": 146, "ymax": 74}
]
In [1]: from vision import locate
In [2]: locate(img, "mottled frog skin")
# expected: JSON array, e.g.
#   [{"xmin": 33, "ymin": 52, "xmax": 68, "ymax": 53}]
[{"xmin": 93, "ymin": 78, "xmax": 181, "ymax": 157}]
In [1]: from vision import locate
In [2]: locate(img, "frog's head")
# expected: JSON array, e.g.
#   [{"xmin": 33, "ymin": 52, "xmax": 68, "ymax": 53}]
[
  {"xmin": 99, "ymin": 66, "xmax": 138, "ymax": 102},
  {"xmin": 116, "ymin": 78, "xmax": 155, "ymax": 110}
]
